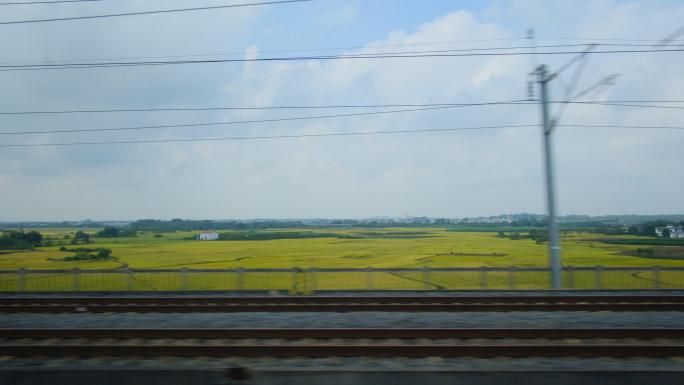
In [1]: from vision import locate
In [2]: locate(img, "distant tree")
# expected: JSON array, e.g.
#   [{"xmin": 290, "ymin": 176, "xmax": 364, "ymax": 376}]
[
  {"xmin": 120, "ymin": 229, "xmax": 137, "ymax": 237},
  {"xmin": 71, "ymin": 231, "xmax": 91, "ymax": 245},
  {"xmin": 528, "ymin": 229, "xmax": 548, "ymax": 244},
  {"xmin": 96, "ymin": 227, "xmax": 120, "ymax": 237},
  {"xmin": 662, "ymin": 228, "xmax": 671, "ymax": 238},
  {"xmin": 0, "ymin": 230, "xmax": 44, "ymax": 250},
  {"xmin": 23, "ymin": 231, "xmax": 43, "ymax": 245},
  {"xmin": 642, "ymin": 225, "xmax": 657, "ymax": 236},
  {"xmin": 97, "ymin": 227, "xmax": 133, "ymax": 237}
]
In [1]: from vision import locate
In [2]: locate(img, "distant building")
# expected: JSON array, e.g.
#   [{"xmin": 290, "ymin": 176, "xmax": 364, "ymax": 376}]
[
  {"xmin": 655, "ymin": 225, "xmax": 684, "ymax": 238},
  {"xmin": 198, "ymin": 231, "xmax": 219, "ymax": 241}
]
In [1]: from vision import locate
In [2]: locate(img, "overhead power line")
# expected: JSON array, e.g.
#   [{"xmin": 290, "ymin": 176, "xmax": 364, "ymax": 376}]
[
  {"xmin": 0, "ymin": 125, "xmax": 534, "ymax": 147},
  {"xmin": 557, "ymin": 124, "xmax": 684, "ymax": 130},
  {"xmin": 3, "ymin": 100, "xmax": 682, "ymax": 136},
  {"xmin": 2, "ymin": 40, "xmax": 683, "ymax": 68},
  {"xmin": 0, "ymin": 99, "xmax": 681, "ymax": 116},
  {"xmin": 1, "ymin": 123, "xmax": 682, "ymax": 148},
  {"xmin": 2, "ymin": 48, "xmax": 682, "ymax": 72},
  {"xmin": 0, "ymin": 100, "xmax": 533, "ymax": 116},
  {"xmin": 569, "ymin": 101, "xmax": 684, "ymax": 110},
  {"xmin": 1, "ymin": 99, "xmax": 682, "ymax": 136},
  {"xmin": 0, "ymin": 104, "xmax": 505, "ymax": 135},
  {"xmin": 0, "ymin": 0, "xmax": 313, "ymax": 25},
  {"xmin": 0, "ymin": 43, "xmax": 668, "ymax": 67},
  {"xmin": 542, "ymin": 37, "xmax": 684, "ymax": 43}
]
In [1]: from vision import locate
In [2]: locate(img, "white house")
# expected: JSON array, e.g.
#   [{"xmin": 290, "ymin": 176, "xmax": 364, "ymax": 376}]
[
  {"xmin": 655, "ymin": 225, "xmax": 684, "ymax": 238},
  {"xmin": 198, "ymin": 231, "xmax": 219, "ymax": 241},
  {"xmin": 671, "ymin": 227, "xmax": 684, "ymax": 239}
]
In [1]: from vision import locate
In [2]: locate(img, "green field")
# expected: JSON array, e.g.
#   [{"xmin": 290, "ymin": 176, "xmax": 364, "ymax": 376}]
[{"xmin": 2, "ymin": 227, "xmax": 684, "ymax": 270}]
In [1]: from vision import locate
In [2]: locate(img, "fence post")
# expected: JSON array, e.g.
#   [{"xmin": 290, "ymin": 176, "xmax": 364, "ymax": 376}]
[
  {"xmin": 180, "ymin": 268, "xmax": 188, "ymax": 291},
  {"xmin": 654, "ymin": 266, "xmax": 661, "ymax": 289},
  {"xmin": 566, "ymin": 266, "xmax": 575, "ymax": 289},
  {"xmin": 18, "ymin": 268, "xmax": 26, "ymax": 292},
  {"xmin": 290, "ymin": 267, "xmax": 301, "ymax": 294},
  {"xmin": 595, "ymin": 266, "xmax": 603, "ymax": 289},
  {"xmin": 479, "ymin": 267, "xmax": 488, "ymax": 289},
  {"xmin": 308, "ymin": 268, "xmax": 317, "ymax": 293},
  {"xmin": 236, "ymin": 268, "xmax": 245, "ymax": 291},
  {"xmin": 507, "ymin": 266, "xmax": 515, "ymax": 290},
  {"xmin": 422, "ymin": 267, "xmax": 431, "ymax": 290},
  {"xmin": 72, "ymin": 268, "xmax": 80, "ymax": 292},
  {"xmin": 365, "ymin": 267, "xmax": 374, "ymax": 290},
  {"xmin": 126, "ymin": 268, "xmax": 134, "ymax": 291}
]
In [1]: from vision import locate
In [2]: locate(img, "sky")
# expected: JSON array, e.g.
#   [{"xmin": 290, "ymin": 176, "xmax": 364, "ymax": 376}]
[{"xmin": 0, "ymin": 0, "xmax": 683, "ymax": 221}]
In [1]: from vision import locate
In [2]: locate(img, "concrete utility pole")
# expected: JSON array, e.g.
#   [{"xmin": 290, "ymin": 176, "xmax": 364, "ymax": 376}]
[{"xmin": 537, "ymin": 64, "xmax": 562, "ymax": 289}]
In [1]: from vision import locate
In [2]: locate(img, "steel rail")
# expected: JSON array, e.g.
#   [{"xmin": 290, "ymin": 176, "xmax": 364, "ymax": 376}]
[
  {"xmin": 1, "ymin": 303, "xmax": 683, "ymax": 312},
  {"xmin": 2, "ymin": 328, "xmax": 684, "ymax": 339},
  {"xmin": 1, "ymin": 344, "xmax": 683, "ymax": 358},
  {"xmin": 2, "ymin": 295, "xmax": 683, "ymax": 305}
]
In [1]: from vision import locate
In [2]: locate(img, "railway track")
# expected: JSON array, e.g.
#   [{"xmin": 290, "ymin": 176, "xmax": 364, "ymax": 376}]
[
  {"xmin": 1, "ymin": 295, "xmax": 683, "ymax": 312},
  {"xmin": 0, "ymin": 327, "xmax": 682, "ymax": 358}
]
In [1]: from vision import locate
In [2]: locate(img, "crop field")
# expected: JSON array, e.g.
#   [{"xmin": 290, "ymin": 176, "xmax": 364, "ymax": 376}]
[
  {"xmin": 1, "ymin": 228, "xmax": 683, "ymax": 291},
  {"xmin": 2, "ymin": 227, "xmax": 684, "ymax": 270}
]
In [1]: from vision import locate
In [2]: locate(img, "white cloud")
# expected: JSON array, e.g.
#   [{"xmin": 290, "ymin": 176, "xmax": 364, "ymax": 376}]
[{"xmin": 1, "ymin": 1, "xmax": 683, "ymax": 220}]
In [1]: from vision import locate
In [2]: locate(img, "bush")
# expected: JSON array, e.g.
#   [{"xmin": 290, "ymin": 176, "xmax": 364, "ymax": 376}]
[
  {"xmin": 636, "ymin": 248, "xmax": 655, "ymax": 257},
  {"xmin": 62, "ymin": 248, "xmax": 113, "ymax": 261},
  {"xmin": 528, "ymin": 229, "xmax": 548, "ymax": 244},
  {"xmin": 95, "ymin": 227, "xmax": 137, "ymax": 238},
  {"xmin": 70, "ymin": 231, "xmax": 91, "ymax": 245}
]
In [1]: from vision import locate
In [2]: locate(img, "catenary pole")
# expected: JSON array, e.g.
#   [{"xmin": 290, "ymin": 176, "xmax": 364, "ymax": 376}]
[{"xmin": 537, "ymin": 64, "xmax": 562, "ymax": 289}]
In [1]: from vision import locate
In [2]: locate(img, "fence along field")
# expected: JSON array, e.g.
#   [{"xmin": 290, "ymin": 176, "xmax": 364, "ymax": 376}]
[
  {"xmin": 2, "ymin": 266, "xmax": 684, "ymax": 293},
  {"xmin": 1, "ymin": 227, "xmax": 684, "ymax": 292}
]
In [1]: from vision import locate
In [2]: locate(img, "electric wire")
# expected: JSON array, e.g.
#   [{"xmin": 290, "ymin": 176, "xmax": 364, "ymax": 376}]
[
  {"xmin": 0, "ymin": 104, "xmax": 495, "ymax": 135},
  {"xmin": 0, "ymin": 100, "xmax": 532, "ymax": 116},
  {"xmin": 0, "ymin": 42, "xmax": 672, "ymax": 67},
  {"xmin": 1, "ymin": 48, "xmax": 682, "ymax": 72},
  {"xmin": 569, "ymin": 101, "xmax": 684, "ymax": 110},
  {"xmin": 0, "ymin": 100, "xmax": 681, "ymax": 117},
  {"xmin": 0, "ymin": 125, "xmax": 537, "ymax": 147},
  {"xmin": 0, "ymin": 100, "xmax": 682, "ymax": 137},
  {"xmin": 1, "ymin": 123, "xmax": 682, "ymax": 148},
  {"xmin": 0, "ymin": 0, "xmax": 313, "ymax": 25}
]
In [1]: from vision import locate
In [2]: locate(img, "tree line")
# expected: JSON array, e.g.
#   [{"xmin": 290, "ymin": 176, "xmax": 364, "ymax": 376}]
[{"xmin": 0, "ymin": 230, "xmax": 43, "ymax": 250}]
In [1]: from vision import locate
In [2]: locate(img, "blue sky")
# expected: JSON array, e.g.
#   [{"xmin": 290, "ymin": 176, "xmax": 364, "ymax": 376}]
[{"xmin": 0, "ymin": 0, "xmax": 683, "ymax": 220}]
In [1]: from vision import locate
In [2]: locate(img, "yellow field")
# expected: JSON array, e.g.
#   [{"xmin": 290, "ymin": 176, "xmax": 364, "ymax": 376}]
[{"xmin": 1, "ymin": 227, "xmax": 682, "ymax": 270}]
